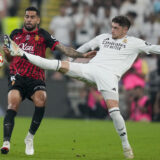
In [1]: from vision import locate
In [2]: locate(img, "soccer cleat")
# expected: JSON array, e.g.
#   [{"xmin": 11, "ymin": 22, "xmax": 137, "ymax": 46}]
[
  {"xmin": 24, "ymin": 137, "xmax": 34, "ymax": 155},
  {"xmin": 3, "ymin": 35, "xmax": 23, "ymax": 56},
  {"xmin": 123, "ymin": 147, "xmax": 134, "ymax": 159},
  {"xmin": 1, "ymin": 141, "xmax": 10, "ymax": 154}
]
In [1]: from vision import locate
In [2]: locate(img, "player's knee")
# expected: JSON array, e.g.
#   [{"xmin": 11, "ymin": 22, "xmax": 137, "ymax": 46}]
[
  {"xmin": 105, "ymin": 99, "xmax": 119, "ymax": 109},
  {"xmin": 8, "ymin": 103, "xmax": 19, "ymax": 111},
  {"xmin": 33, "ymin": 91, "xmax": 47, "ymax": 106},
  {"xmin": 8, "ymin": 91, "xmax": 22, "ymax": 111}
]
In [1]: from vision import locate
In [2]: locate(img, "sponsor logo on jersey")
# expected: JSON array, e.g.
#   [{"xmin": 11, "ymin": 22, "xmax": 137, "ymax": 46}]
[
  {"xmin": 123, "ymin": 38, "xmax": 127, "ymax": 43},
  {"xmin": 112, "ymin": 88, "xmax": 116, "ymax": 91},
  {"xmin": 15, "ymin": 37, "xmax": 21, "ymax": 40},
  {"xmin": 26, "ymin": 35, "xmax": 30, "ymax": 40},
  {"xmin": 102, "ymin": 39, "xmax": 126, "ymax": 50},
  {"xmin": 145, "ymin": 41, "xmax": 152, "ymax": 46},
  {"xmin": 35, "ymin": 35, "xmax": 40, "ymax": 41},
  {"xmin": 19, "ymin": 43, "xmax": 34, "ymax": 53}
]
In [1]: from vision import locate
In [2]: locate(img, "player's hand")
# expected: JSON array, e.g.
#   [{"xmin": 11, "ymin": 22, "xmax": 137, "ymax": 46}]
[
  {"xmin": 3, "ymin": 45, "xmax": 13, "ymax": 62},
  {"xmin": 83, "ymin": 50, "xmax": 97, "ymax": 58},
  {"xmin": 3, "ymin": 45, "xmax": 10, "ymax": 55}
]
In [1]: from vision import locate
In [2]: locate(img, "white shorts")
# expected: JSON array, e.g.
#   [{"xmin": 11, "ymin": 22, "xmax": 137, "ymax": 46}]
[{"xmin": 66, "ymin": 62, "xmax": 119, "ymax": 101}]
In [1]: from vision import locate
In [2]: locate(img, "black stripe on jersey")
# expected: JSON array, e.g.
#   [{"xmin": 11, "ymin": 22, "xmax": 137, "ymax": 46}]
[
  {"xmin": 10, "ymin": 29, "xmax": 23, "ymax": 40},
  {"xmin": 38, "ymin": 28, "xmax": 58, "ymax": 49},
  {"xmin": 25, "ymin": 61, "xmax": 31, "ymax": 76},
  {"xmin": 18, "ymin": 58, "xmax": 26, "ymax": 74}
]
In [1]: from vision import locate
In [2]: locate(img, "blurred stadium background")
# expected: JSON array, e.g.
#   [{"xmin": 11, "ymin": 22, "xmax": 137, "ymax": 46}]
[{"xmin": 0, "ymin": 0, "xmax": 160, "ymax": 122}]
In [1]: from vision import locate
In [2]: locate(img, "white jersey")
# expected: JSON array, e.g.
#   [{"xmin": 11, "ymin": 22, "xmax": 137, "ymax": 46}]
[{"xmin": 77, "ymin": 33, "xmax": 160, "ymax": 77}]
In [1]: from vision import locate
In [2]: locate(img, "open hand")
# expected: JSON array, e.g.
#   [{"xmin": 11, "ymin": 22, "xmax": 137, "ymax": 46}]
[{"xmin": 83, "ymin": 50, "xmax": 97, "ymax": 58}]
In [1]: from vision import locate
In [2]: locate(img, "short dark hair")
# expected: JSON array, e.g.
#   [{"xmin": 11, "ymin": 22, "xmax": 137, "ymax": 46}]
[
  {"xmin": 112, "ymin": 16, "xmax": 131, "ymax": 29},
  {"xmin": 25, "ymin": 6, "xmax": 40, "ymax": 17}
]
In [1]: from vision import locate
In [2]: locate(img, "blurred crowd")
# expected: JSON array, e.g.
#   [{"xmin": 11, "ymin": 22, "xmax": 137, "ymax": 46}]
[{"xmin": 0, "ymin": 0, "xmax": 160, "ymax": 121}]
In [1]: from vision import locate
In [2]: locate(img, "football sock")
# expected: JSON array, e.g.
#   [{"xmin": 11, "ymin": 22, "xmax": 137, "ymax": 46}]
[
  {"xmin": 3, "ymin": 109, "xmax": 17, "ymax": 141},
  {"xmin": 22, "ymin": 52, "xmax": 61, "ymax": 71},
  {"xmin": 29, "ymin": 106, "xmax": 45, "ymax": 135},
  {"xmin": 109, "ymin": 107, "xmax": 130, "ymax": 149}
]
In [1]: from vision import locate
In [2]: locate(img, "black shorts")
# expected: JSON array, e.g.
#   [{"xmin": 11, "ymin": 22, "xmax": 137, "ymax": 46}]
[{"xmin": 8, "ymin": 74, "xmax": 46, "ymax": 101}]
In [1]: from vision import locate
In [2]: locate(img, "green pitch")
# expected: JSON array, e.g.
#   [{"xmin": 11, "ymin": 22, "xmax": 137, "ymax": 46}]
[{"xmin": 0, "ymin": 117, "xmax": 160, "ymax": 160}]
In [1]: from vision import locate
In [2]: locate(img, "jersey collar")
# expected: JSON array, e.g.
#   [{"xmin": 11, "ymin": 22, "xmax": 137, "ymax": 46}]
[{"xmin": 22, "ymin": 27, "xmax": 38, "ymax": 34}]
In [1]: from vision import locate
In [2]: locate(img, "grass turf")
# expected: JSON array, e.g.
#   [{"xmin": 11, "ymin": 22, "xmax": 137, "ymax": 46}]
[{"xmin": 0, "ymin": 117, "xmax": 160, "ymax": 160}]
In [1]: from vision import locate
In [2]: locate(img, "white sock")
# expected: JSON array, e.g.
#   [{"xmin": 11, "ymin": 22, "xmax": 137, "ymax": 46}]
[
  {"xmin": 26, "ymin": 132, "xmax": 34, "ymax": 140},
  {"xmin": 65, "ymin": 62, "xmax": 83, "ymax": 78},
  {"xmin": 109, "ymin": 107, "xmax": 130, "ymax": 149},
  {"xmin": 23, "ymin": 52, "xmax": 61, "ymax": 71}
]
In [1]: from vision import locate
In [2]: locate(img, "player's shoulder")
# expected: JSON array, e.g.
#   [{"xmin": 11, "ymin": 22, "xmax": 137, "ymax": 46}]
[
  {"xmin": 95, "ymin": 33, "xmax": 111, "ymax": 40},
  {"xmin": 38, "ymin": 28, "xmax": 51, "ymax": 39},
  {"xmin": 127, "ymin": 35, "xmax": 144, "ymax": 44},
  {"xmin": 38, "ymin": 28, "xmax": 50, "ymax": 35},
  {"xmin": 10, "ymin": 29, "xmax": 23, "ymax": 39}
]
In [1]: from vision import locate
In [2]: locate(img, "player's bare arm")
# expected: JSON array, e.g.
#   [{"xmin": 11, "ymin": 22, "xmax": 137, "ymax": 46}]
[{"xmin": 55, "ymin": 43, "xmax": 96, "ymax": 58}]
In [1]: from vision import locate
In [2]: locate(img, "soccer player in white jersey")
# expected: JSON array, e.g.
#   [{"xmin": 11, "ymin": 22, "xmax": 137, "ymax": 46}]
[{"xmin": 5, "ymin": 15, "xmax": 160, "ymax": 159}]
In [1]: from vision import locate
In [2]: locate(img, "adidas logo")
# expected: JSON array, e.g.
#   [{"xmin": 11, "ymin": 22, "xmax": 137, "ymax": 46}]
[{"xmin": 120, "ymin": 132, "xmax": 126, "ymax": 136}]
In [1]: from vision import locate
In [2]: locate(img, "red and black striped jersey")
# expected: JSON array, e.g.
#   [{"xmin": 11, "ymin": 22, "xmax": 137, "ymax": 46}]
[{"xmin": 9, "ymin": 28, "xmax": 59, "ymax": 81}]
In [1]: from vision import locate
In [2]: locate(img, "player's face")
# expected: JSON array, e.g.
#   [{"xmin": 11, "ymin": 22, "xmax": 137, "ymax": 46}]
[
  {"xmin": 111, "ymin": 22, "xmax": 128, "ymax": 39},
  {"xmin": 24, "ymin": 11, "xmax": 40, "ymax": 31}
]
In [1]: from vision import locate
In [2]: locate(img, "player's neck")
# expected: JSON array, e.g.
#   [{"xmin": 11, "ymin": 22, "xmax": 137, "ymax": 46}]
[
  {"xmin": 24, "ymin": 27, "xmax": 38, "ymax": 32},
  {"xmin": 113, "ymin": 34, "xmax": 127, "ymax": 40}
]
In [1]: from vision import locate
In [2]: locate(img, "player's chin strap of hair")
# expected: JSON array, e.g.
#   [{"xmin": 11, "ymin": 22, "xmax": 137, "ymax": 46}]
[{"xmin": 56, "ymin": 60, "xmax": 60, "ymax": 71}]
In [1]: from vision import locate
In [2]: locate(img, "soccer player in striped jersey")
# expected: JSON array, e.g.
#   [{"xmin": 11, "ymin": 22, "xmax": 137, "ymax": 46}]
[{"xmin": 1, "ymin": 6, "xmax": 94, "ymax": 155}]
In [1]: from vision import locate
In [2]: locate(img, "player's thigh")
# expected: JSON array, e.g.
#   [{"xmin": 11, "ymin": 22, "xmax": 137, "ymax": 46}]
[
  {"xmin": 97, "ymin": 71, "xmax": 119, "ymax": 108},
  {"xmin": 8, "ymin": 89, "xmax": 22, "ymax": 111},
  {"xmin": 66, "ymin": 63, "xmax": 95, "ymax": 83},
  {"xmin": 26, "ymin": 78, "xmax": 47, "ymax": 106},
  {"xmin": 95, "ymin": 69, "xmax": 119, "ymax": 92}
]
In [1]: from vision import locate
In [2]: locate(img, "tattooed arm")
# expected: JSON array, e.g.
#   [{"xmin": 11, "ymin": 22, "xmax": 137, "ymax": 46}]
[
  {"xmin": 55, "ymin": 43, "xmax": 96, "ymax": 58},
  {"xmin": 55, "ymin": 43, "xmax": 84, "ymax": 58}
]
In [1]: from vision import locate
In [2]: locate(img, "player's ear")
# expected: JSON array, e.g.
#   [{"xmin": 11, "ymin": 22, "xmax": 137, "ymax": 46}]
[
  {"xmin": 123, "ymin": 26, "xmax": 128, "ymax": 33},
  {"xmin": 37, "ymin": 17, "xmax": 40, "ymax": 25}
]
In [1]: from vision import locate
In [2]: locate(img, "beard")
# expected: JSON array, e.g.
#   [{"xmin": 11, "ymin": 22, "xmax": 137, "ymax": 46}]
[{"xmin": 24, "ymin": 23, "xmax": 37, "ymax": 31}]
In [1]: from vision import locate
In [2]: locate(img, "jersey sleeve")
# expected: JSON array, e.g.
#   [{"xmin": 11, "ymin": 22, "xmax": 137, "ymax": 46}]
[
  {"xmin": 77, "ymin": 34, "xmax": 102, "ymax": 53},
  {"xmin": 39, "ymin": 29, "xmax": 59, "ymax": 51},
  {"xmin": 136, "ymin": 38, "xmax": 160, "ymax": 55},
  {"xmin": 10, "ymin": 29, "xmax": 22, "ymax": 40}
]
